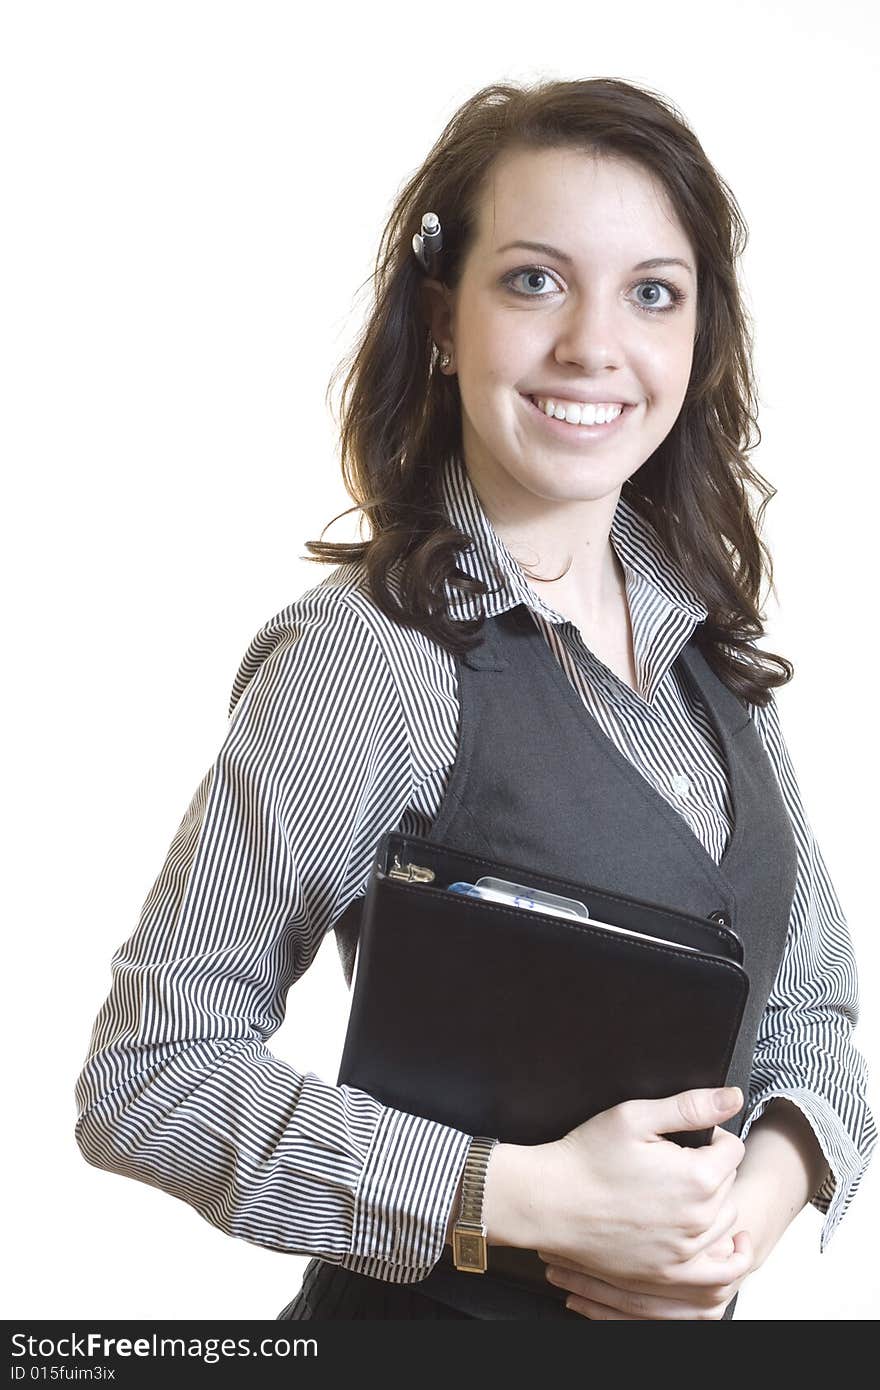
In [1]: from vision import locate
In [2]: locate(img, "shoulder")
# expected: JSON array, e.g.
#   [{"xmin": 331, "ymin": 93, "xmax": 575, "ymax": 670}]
[
  {"xmin": 228, "ymin": 560, "xmax": 453, "ymax": 721},
  {"xmin": 744, "ymin": 685, "xmax": 784, "ymax": 748}
]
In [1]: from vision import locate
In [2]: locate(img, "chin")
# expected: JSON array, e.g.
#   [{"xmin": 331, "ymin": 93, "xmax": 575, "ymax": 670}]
[{"xmin": 512, "ymin": 464, "xmax": 631, "ymax": 504}]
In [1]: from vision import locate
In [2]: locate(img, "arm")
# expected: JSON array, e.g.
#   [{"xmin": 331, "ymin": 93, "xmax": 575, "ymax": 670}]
[
  {"xmin": 603, "ymin": 692, "xmax": 877, "ymax": 1298},
  {"xmin": 731, "ymin": 1097, "xmax": 832, "ymax": 1269},
  {"xmin": 74, "ymin": 593, "xmax": 471, "ymax": 1284},
  {"xmin": 503, "ymin": 690, "xmax": 878, "ymax": 1318},
  {"xmin": 735, "ymin": 691, "xmax": 877, "ymax": 1256}
]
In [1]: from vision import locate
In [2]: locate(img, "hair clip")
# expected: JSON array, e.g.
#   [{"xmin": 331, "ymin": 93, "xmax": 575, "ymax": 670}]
[{"xmin": 412, "ymin": 212, "xmax": 443, "ymax": 273}]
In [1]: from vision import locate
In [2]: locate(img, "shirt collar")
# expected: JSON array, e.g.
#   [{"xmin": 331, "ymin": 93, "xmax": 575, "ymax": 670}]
[{"xmin": 439, "ymin": 452, "xmax": 709, "ymax": 627}]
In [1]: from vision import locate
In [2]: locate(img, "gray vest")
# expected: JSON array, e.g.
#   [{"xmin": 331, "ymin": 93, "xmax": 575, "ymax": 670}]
[{"xmin": 335, "ymin": 602, "xmax": 798, "ymax": 1319}]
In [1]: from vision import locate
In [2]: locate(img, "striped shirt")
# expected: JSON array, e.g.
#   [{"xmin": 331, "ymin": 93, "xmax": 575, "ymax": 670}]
[{"xmin": 74, "ymin": 452, "xmax": 876, "ymax": 1286}]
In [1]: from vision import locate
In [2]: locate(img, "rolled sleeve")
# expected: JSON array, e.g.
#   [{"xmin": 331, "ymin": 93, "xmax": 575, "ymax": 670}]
[
  {"xmin": 346, "ymin": 1105, "xmax": 471, "ymax": 1281},
  {"xmin": 745, "ymin": 694, "xmax": 877, "ymax": 1252},
  {"xmin": 740, "ymin": 1086, "xmax": 868, "ymax": 1252}
]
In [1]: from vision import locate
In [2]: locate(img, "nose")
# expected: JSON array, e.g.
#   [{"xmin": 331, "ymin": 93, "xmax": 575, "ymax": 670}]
[{"xmin": 552, "ymin": 294, "xmax": 624, "ymax": 373}]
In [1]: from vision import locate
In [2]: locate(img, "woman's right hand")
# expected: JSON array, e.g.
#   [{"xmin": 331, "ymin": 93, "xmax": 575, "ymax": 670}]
[{"xmin": 485, "ymin": 1086, "xmax": 747, "ymax": 1288}]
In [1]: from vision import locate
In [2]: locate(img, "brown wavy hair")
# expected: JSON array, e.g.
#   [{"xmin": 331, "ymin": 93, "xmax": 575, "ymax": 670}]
[{"xmin": 304, "ymin": 76, "xmax": 792, "ymax": 706}]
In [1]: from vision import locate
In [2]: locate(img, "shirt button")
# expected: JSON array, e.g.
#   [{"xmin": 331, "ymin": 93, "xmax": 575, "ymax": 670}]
[{"xmin": 671, "ymin": 773, "xmax": 691, "ymax": 797}]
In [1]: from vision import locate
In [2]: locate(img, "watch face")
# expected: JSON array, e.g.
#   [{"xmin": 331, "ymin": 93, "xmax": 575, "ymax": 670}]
[{"xmin": 453, "ymin": 1229, "xmax": 488, "ymax": 1273}]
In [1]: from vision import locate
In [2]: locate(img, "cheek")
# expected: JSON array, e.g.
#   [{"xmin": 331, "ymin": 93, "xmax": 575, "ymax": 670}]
[
  {"xmin": 460, "ymin": 302, "xmax": 534, "ymax": 381},
  {"xmin": 483, "ymin": 339, "xmax": 523, "ymax": 390},
  {"xmin": 639, "ymin": 334, "xmax": 695, "ymax": 403},
  {"xmin": 673, "ymin": 317, "xmax": 697, "ymax": 373},
  {"xmin": 460, "ymin": 353, "xmax": 518, "ymax": 420}
]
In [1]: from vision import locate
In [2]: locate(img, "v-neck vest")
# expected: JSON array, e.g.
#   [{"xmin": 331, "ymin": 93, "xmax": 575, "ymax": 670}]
[
  {"xmin": 425, "ymin": 601, "xmax": 798, "ymax": 1121},
  {"xmin": 334, "ymin": 602, "xmax": 798, "ymax": 1318}
]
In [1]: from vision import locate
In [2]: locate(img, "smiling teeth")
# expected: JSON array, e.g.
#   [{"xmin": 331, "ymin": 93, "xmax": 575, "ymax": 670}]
[{"xmin": 533, "ymin": 397, "xmax": 624, "ymax": 426}]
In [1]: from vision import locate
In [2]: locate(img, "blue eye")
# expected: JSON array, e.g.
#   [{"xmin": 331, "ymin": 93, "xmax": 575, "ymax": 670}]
[
  {"xmin": 503, "ymin": 268, "xmax": 560, "ymax": 297},
  {"xmin": 501, "ymin": 265, "xmax": 687, "ymax": 315},
  {"xmin": 631, "ymin": 281, "xmax": 682, "ymax": 312}
]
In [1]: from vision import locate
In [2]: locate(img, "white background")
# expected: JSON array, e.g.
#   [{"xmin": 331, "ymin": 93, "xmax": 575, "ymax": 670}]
[{"xmin": 3, "ymin": 0, "xmax": 878, "ymax": 1322}]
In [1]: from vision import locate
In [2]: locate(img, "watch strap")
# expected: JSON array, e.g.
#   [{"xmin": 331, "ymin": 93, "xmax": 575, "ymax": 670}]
[{"xmin": 452, "ymin": 1135, "xmax": 498, "ymax": 1273}]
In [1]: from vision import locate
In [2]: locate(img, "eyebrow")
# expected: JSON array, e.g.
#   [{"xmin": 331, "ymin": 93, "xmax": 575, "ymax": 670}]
[{"xmin": 495, "ymin": 240, "xmax": 695, "ymax": 277}]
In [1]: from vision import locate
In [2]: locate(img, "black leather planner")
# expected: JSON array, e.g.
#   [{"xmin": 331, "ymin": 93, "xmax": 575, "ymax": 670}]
[{"xmin": 336, "ymin": 830, "xmax": 750, "ymax": 1298}]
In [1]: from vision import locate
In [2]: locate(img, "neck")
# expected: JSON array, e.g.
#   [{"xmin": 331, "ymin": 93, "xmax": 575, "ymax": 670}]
[{"xmin": 464, "ymin": 463, "xmax": 625, "ymax": 620}]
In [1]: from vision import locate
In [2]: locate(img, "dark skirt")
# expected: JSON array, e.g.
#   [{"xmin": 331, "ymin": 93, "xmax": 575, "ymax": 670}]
[
  {"xmin": 276, "ymin": 1258, "xmax": 473, "ymax": 1320},
  {"xmin": 276, "ymin": 1257, "xmax": 738, "ymax": 1321}
]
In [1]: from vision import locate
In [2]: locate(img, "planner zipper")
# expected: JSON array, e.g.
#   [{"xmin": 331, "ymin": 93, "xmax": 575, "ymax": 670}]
[
  {"xmin": 387, "ymin": 854, "xmax": 436, "ymax": 884},
  {"xmin": 387, "ymin": 855, "xmax": 731, "ymax": 931}
]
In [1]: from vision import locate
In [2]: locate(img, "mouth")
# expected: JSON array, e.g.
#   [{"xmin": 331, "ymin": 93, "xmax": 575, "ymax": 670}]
[{"xmin": 519, "ymin": 392, "xmax": 638, "ymax": 440}]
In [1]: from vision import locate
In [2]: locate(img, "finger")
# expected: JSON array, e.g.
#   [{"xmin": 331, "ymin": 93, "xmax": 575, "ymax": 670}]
[
  {"xmin": 687, "ymin": 1127, "xmax": 747, "ymax": 1188},
  {"xmin": 565, "ymin": 1295, "xmax": 634, "ymax": 1319},
  {"xmin": 732, "ymin": 1228, "xmax": 754, "ymax": 1264},
  {"xmin": 560, "ymin": 1260, "xmax": 745, "ymax": 1320},
  {"xmin": 638, "ymin": 1086, "xmax": 743, "ymax": 1139},
  {"xmin": 613, "ymin": 1239, "xmax": 751, "ymax": 1297},
  {"xmin": 702, "ymin": 1230, "xmax": 736, "ymax": 1261},
  {"xmin": 567, "ymin": 1292, "xmax": 730, "ymax": 1320},
  {"xmin": 548, "ymin": 1265, "xmax": 705, "ymax": 1316},
  {"xmin": 675, "ymin": 1242, "xmax": 753, "ymax": 1288},
  {"xmin": 540, "ymin": 1229, "xmax": 752, "ymax": 1296},
  {"xmin": 563, "ymin": 1284, "xmax": 731, "ymax": 1321},
  {"xmin": 695, "ymin": 1224, "xmax": 752, "ymax": 1271},
  {"xmin": 691, "ymin": 1191, "xmax": 740, "ymax": 1254},
  {"xmin": 699, "ymin": 1164, "xmax": 738, "ymax": 1214}
]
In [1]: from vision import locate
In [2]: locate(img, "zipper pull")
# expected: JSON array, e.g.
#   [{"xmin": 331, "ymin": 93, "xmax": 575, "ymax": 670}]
[{"xmin": 387, "ymin": 854, "xmax": 436, "ymax": 884}]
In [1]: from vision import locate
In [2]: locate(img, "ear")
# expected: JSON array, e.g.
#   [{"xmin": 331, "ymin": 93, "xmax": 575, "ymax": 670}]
[{"xmin": 418, "ymin": 277, "xmax": 455, "ymax": 356}]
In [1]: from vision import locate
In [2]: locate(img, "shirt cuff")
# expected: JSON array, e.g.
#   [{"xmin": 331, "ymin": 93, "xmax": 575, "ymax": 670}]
[
  {"xmin": 339, "ymin": 1104, "xmax": 473, "ymax": 1284},
  {"xmin": 740, "ymin": 1085, "xmax": 876, "ymax": 1253}
]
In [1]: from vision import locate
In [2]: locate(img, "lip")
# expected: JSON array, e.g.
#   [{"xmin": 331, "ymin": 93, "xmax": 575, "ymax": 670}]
[
  {"xmin": 519, "ymin": 392, "xmax": 637, "ymax": 441},
  {"xmin": 527, "ymin": 390, "xmax": 637, "ymax": 405}
]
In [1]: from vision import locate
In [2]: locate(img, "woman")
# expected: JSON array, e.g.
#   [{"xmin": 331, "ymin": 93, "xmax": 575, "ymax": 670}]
[{"xmin": 74, "ymin": 77, "xmax": 876, "ymax": 1321}]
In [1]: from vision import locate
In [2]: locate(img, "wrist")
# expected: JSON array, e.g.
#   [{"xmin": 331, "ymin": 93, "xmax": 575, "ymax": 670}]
[
  {"xmin": 729, "ymin": 1169, "xmax": 777, "ymax": 1271},
  {"xmin": 443, "ymin": 1138, "xmax": 500, "ymax": 1252},
  {"xmin": 733, "ymin": 1099, "xmax": 830, "ymax": 1269},
  {"xmin": 482, "ymin": 1141, "xmax": 543, "ymax": 1249}
]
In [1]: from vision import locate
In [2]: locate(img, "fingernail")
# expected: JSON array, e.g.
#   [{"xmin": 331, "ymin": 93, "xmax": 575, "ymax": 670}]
[{"xmin": 714, "ymin": 1087, "xmax": 741, "ymax": 1108}]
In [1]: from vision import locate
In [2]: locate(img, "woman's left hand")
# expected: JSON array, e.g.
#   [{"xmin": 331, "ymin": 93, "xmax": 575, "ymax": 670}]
[
  {"xmin": 539, "ymin": 1228, "xmax": 758, "ymax": 1320},
  {"xmin": 544, "ymin": 1100, "xmax": 828, "ymax": 1318}
]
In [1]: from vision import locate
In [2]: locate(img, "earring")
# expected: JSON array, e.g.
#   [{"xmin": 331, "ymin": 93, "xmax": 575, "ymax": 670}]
[{"xmin": 439, "ymin": 351, "xmax": 451, "ymax": 369}]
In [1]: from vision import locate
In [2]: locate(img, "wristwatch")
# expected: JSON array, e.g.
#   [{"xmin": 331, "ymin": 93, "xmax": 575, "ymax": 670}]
[{"xmin": 451, "ymin": 1135, "xmax": 498, "ymax": 1273}]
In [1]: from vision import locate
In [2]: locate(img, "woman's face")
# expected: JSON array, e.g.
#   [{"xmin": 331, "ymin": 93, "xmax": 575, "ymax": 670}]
[{"xmin": 426, "ymin": 147, "xmax": 698, "ymax": 514}]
